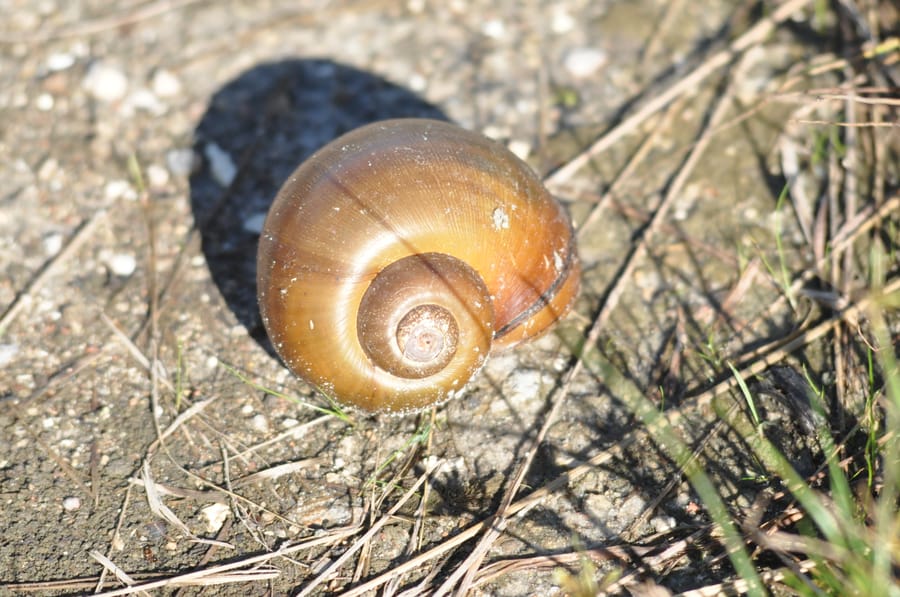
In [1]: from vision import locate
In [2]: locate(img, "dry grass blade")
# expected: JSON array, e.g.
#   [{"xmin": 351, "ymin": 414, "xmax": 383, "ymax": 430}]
[
  {"xmin": 229, "ymin": 458, "xmax": 323, "ymax": 488},
  {"xmin": 92, "ymin": 528, "xmax": 360, "ymax": 596},
  {"xmin": 141, "ymin": 461, "xmax": 192, "ymax": 537},
  {"xmin": 89, "ymin": 551, "xmax": 139, "ymax": 590}
]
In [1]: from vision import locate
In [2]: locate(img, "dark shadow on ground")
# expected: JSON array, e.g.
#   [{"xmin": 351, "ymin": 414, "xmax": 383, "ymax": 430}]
[{"xmin": 190, "ymin": 59, "xmax": 448, "ymax": 349}]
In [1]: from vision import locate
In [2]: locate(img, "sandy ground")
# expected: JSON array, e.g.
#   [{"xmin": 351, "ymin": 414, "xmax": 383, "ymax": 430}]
[{"xmin": 1, "ymin": 0, "xmax": 897, "ymax": 594}]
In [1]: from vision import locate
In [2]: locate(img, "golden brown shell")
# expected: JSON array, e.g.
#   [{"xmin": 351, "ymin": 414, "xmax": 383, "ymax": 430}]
[{"xmin": 257, "ymin": 119, "xmax": 579, "ymax": 413}]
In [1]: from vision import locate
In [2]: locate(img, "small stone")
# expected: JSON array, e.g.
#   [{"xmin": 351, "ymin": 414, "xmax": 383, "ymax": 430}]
[
  {"xmin": 482, "ymin": 19, "xmax": 506, "ymax": 39},
  {"xmin": 199, "ymin": 503, "xmax": 229, "ymax": 533},
  {"xmin": 243, "ymin": 212, "xmax": 266, "ymax": 235},
  {"xmin": 126, "ymin": 88, "xmax": 166, "ymax": 115},
  {"xmin": 204, "ymin": 142, "xmax": 237, "ymax": 187},
  {"xmin": 551, "ymin": 8, "xmax": 575, "ymax": 33},
  {"xmin": 151, "ymin": 69, "xmax": 182, "ymax": 97},
  {"xmin": 507, "ymin": 139, "xmax": 531, "ymax": 160},
  {"xmin": 110, "ymin": 534, "xmax": 125, "ymax": 551},
  {"xmin": 651, "ymin": 515, "xmax": 676, "ymax": 532},
  {"xmin": 250, "ymin": 414, "xmax": 269, "ymax": 434},
  {"xmin": 62, "ymin": 496, "xmax": 82, "ymax": 511},
  {"xmin": 46, "ymin": 52, "xmax": 76, "ymax": 72},
  {"xmin": 501, "ymin": 370, "xmax": 543, "ymax": 405},
  {"xmin": 408, "ymin": 72, "xmax": 426, "ymax": 92},
  {"xmin": 563, "ymin": 47, "xmax": 608, "ymax": 78},
  {"xmin": 43, "ymin": 232, "xmax": 63, "ymax": 256},
  {"xmin": 617, "ymin": 494, "xmax": 647, "ymax": 524},
  {"xmin": 104, "ymin": 179, "xmax": 137, "ymax": 201},
  {"xmin": 35, "ymin": 93, "xmax": 54, "ymax": 111},
  {"xmin": 82, "ymin": 62, "xmax": 128, "ymax": 102},
  {"xmin": 106, "ymin": 253, "xmax": 137, "ymax": 277},
  {"xmin": 146, "ymin": 164, "xmax": 169, "ymax": 189},
  {"xmin": 166, "ymin": 148, "xmax": 196, "ymax": 177},
  {"xmin": 0, "ymin": 344, "xmax": 19, "ymax": 367},
  {"xmin": 37, "ymin": 158, "xmax": 59, "ymax": 180}
]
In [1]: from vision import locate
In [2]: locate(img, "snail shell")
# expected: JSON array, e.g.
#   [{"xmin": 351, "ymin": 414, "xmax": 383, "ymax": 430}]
[{"xmin": 257, "ymin": 119, "xmax": 579, "ymax": 414}]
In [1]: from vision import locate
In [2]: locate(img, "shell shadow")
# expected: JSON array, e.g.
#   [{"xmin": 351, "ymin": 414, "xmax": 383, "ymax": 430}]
[{"xmin": 189, "ymin": 59, "xmax": 448, "ymax": 350}]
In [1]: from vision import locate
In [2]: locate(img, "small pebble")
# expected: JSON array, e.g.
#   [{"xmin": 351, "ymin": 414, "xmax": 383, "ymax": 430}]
[
  {"xmin": 151, "ymin": 69, "xmax": 182, "ymax": 97},
  {"xmin": 507, "ymin": 139, "xmax": 531, "ymax": 160},
  {"xmin": 106, "ymin": 253, "xmax": 137, "ymax": 277},
  {"xmin": 37, "ymin": 158, "xmax": 59, "ymax": 181},
  {"xmin": 251, "ymin": 414, "xmax": 270, "ymax": 434},
  {"xmin": 551, "ymin": 8, "xmax": 576, "ymax": 33},
  {"xmin": 43, "ymin": 232, "xmax": 63, "ymax": 256},
  {"xmin": 501, "ymin": 370, "xmax": 543, "ymax": 405},
  {"xmin": 104, "ymin": 179, "xmax": 137, "ymax": 201},
  {"xmin": 46, "ymin": 52, "xmax": 76, "ymax": 72},
  {"xmin": 62, "ymin": 496, "xmax": 82, "ymax": 511},
  {"xmin": 652, "ymin": 515, "xmax": 677, "ymax": 533},
  {"xmin": 0, "ymin": 343, "xmax": 20, "ymax": 367},
  {"xmin": 166, "ymin": 148, "xmax": 196, "ymax": 178},
  {"xmin": 482, "ymin": 19, "xmax": 506, "ymax": 39},
  {"xmin": 204, "ymin": 142, "xmax": 237, "ymax": 187},
  {"xmin": 199, "ymin": 503, "xmax": 229, "ymax": 533},
  {"xmin": 82, "ymin": 62, "xmax": 128, "ymax": 102},
  {"xmin": 243, "ymin": 212, "xmax": 266, "ymax": 235},
  {"xmin": 126, "ymin": 88, "xmax": 166, "ymax": 115},
  {"xmin": 563, "ymin": 47, "xmax": 608, "ymax": 78},
  {"xmin": 35, "ymin": 93, "xmax": 54, "ymax": 111},
  {"xmin": 617, "ymin": 494, "xmax": 647, "ymax": 523},
  {"xmin": 146, "ymin": 163, "xmax": 170, "ymax": 189}
]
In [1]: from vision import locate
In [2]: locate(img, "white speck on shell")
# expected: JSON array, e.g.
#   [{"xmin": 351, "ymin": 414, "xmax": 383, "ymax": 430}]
[{"xmin": 491, "ymin": 207, "xmax": 510, "ymax": 230}]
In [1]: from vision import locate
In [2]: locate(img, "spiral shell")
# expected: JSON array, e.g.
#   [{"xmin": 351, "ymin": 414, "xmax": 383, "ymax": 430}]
[{"xmin": 257, "ymin": 119, "xmax": 578, "ymax": 413}]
